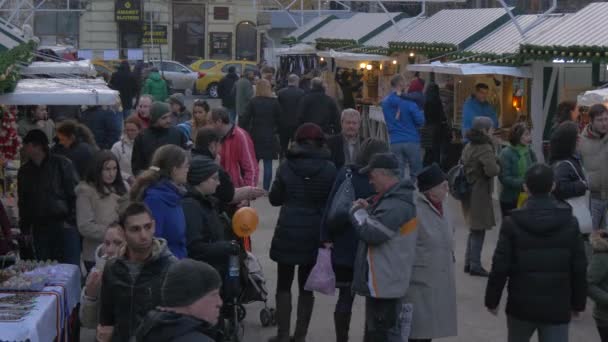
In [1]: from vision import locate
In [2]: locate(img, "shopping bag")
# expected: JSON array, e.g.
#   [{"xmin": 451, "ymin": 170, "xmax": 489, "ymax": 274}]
[
  {"xmin": 304, "ymin": 248, "xmax": 336, "ymax": 295},
  {"xmin": 326, "ymin": 168, "xmax": 355, "ymax": 235},
  {"xmin": 516, "ymin": 192, "xmax": 528, "ymax": 208}
]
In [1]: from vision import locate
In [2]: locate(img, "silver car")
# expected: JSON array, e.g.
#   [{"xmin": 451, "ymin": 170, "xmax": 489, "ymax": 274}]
[{"xmin": 148, "ymin": 60, "xmax": 200, "ymax": 93}]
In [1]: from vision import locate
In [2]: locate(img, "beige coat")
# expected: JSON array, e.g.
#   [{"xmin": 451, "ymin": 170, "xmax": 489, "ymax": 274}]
[
  {"xmin": 75, "ymin": 182, "xmax": 121, "ymax": 262},
  {"xmin": 405, "ymin": 193, "xmax": 458, "ymax": 339},
  {"xmin": 461, "ymin": 131, "xmax": 500, "ymax": 230},
  {"xmin": 580, "ymin": 124, "xmax": 608, "ymax": 199}
]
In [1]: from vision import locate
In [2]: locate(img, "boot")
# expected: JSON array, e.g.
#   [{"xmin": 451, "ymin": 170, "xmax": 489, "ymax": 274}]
[
  {"xmin": 334, "ymin": 311, "xmax": 352, "ymax": 342},
  {"xmin": 268, "ymin": 292, "xmax": 292, "ymax": 342},
  {"xmin": 291, "ymin": 294, "xmax": 315, "ymax": 342}
]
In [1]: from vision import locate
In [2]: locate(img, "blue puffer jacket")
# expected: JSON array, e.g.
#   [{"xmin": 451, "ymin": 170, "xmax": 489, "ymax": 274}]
[
  {"xmin": 381, "ymin": 92, "xmax": 425, "ymax": 144},
  {"xmin": 320, "ymin": 165, "xmax": 375, "ymax": 269},
  {"xmin": 144, "ymin": 179, "xmax": 187, "ymax": 259}
]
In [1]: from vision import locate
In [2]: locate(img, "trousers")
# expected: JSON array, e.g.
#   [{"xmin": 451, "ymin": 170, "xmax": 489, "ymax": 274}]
[
  {"xmin": 465, "ymin": 230, "xmax": 486, "ymax": 269},
  {"xmin": 507, "ymin": 316, "xmax": 569, "ymax": 342}
]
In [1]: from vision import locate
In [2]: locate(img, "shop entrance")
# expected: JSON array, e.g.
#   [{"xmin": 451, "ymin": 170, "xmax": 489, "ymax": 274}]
[{"xmin": 172, "ymin": 3, "xmax": 205, "ymax": 64}]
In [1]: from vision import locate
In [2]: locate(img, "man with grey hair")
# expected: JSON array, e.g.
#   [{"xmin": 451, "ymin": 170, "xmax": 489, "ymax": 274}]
[
  {"xmin": 327, "ymin": 108, "xmax": 363, "ymax": 169},
  {"xmin": 277, "ymin": 74, "xmax": 306, "ymax": 158},
  {"xmin": 351, "ymin": 152, "xmax": 418, "ymax": 341},
  {"xmin": 297, "ymin": 77, "xmax": 340, "ymax": 135}
]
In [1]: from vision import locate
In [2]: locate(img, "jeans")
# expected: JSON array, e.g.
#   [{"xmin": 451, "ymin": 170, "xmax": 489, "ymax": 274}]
[
  {"xmin": 276, "ymin": 263, "xmax": 314, "ymax": 294},
  {"xmin": 259, "ymin": 159, "xmax": 273, "ymax": 191},
  {"xmin": 596, "ymin": 319, "xmax": 608, "ymax": 342},
  {"xmin": 62, "ymin": 224, "xmax": 82, "ymax": 266},
  {"xmin": 32, "ymin": 224, "xmax": 64, "ymax": 262},
  {"xmin": 364, "ymin": 297, "xmax": 406, "ymax": 342},
  {"xmin": 465, "ymin": 230, "xmax": 486, "ymax": 269},
  {"xmin": 336, "ymin": 286, "xmax": 355, "ymax": 314},
  {"xmin": 590, "ymin": 197, "xmax": 608, "ymax": 231},
  {"xmin": 390, "ymin": 142, "xmax": 422, "ymax": 181},
  {"xmin": 229, "ymin": 109, "xmax": 237, "ymax": 124},
  {"xmin": 507, "ymin": 316, "xmax": 569, "ymax": 342}
]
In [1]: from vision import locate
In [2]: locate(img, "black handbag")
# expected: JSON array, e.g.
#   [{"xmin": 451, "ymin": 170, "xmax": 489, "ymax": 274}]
[{"xmin": 325, "ymin": 168, "xmax": 356, "ymax": 235}]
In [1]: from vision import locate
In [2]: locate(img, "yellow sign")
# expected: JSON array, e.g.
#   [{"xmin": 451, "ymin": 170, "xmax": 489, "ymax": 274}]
[{"xmin": 115, "ymin": 0, "xmax": 141, "ymax": 22}]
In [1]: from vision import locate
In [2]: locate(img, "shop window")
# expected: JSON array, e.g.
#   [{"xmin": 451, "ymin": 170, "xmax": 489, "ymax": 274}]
[
  {"xmin": 34, "ymin": 11, "xmax": 79, "ymax": 46},
  {"xmin": 235, "ymin": 21, "xmax": 257, "ymax": 61},
  {"xmin": 214, "ymin": 7, "xmax": 229, "ymax": 20}
]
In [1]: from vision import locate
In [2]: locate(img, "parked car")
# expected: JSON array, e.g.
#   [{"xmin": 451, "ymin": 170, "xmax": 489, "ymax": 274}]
[
  {"xmin": 190, "ymin": 60, "xmax": 258, "ymax": 98},
  {"xmin": 92, "ymin": 60, "xmax": 117, "ymax": 82},
  {"xmin": 148, "ymin": 59, "xmax": 201, "ymax": 94}
]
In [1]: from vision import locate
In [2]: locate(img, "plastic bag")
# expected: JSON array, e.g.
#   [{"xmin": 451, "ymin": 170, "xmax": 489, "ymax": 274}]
[{"xmin": 304, "ymin": 248, "xmax": 335, "ymax": 295}]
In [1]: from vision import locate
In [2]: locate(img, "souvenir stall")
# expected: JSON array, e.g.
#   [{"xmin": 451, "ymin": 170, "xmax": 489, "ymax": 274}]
[
  {"xmin": 316, "ymin": 49, "xmax": 394, "ymax": 140},
  {"xmin": 275, "ymin": 44, "xmax": 319, "ymax": 89}
]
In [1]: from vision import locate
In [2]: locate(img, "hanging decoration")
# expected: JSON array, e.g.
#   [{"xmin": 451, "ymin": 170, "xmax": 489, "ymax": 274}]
[
  {"xmin": 388, "ymin": 42, "xmax": 458, "ymax": 57},
  {"xmin": 0, "ymin": 41, "xmax": 36, "ymax": 95},
  {"xmin": 315, "ymin": 38, "xmax": 357, "ymax": 51},
  {"xmin": 348, "ymin": 46, "xmax": 389, "ymax": 56},
  {"xmin": 281, "ymin": 36, "xmax": 297, "ymax": 46},
  {"xmin": 519, "ymin": 44, "xmax": 608, "ymax": 63},
  {"xmin": 0, "ymin": 106, "xmax": 20, "ymax": 161},
  {"xmin": 448, "ymin": 51, "xmax": 522, "ymax": 66}
]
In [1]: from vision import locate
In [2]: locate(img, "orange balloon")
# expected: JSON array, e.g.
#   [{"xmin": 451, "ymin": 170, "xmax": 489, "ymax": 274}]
[{"xmin": 232, "ymin": 207, "xmax": 259, "ymax": 238}]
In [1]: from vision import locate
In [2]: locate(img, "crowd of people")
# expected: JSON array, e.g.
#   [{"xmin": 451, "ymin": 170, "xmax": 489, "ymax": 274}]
[{"xmin": 4, "ymin": 62, "xmax": 608, "ymax": 342}]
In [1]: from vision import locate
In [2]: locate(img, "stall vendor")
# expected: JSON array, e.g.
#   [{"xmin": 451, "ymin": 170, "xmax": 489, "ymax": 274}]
[{"xmin": 462, "ymin": 83, "xmax": 498, "ymax": 141}]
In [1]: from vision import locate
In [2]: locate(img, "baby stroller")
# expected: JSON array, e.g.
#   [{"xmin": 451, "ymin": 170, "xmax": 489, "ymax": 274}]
[{"xmin": 218, "ymin": 242, "xmax": 276, "ymax": 342}]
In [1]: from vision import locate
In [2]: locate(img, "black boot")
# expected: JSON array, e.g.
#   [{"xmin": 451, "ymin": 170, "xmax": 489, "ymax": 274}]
[
  {"xmin": 334, "ymin": 311, "xmax": 352, "ymax": 342},
  {"xmin": 469, "ymin": 266, "xmax": 489, "ymax": 277},
  {"xmin": 268, "ymin": 293, "xmax": 292, "ymax": 342},
  {"xmin": 291, "ymin": 294, "xmax": 315, "ymax": 342}
]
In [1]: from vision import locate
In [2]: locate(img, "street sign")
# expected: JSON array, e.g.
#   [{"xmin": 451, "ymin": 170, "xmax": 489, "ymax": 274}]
[
  {"xmin": 143, "ymin": 24, "xmax": 168, "ymax": 45},
  {"xmin": 115, "ymin": 0, "xmax": 141, "ymax": 22}
]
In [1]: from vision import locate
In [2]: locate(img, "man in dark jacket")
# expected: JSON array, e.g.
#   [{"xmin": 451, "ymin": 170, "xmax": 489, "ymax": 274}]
[
  {"xmin": 277, "ymin": 74, "xmax": 305, "ymax": 158},
  {"xmin": 485, "ymin": 163, "xmax": 587, "ymax": 342},
  {"xmin": 297, "ymin": 77, "xmax": 340, "ymax": 135},
  {"xmin": 327, "ymin": 108, "xmax": 362, "ymax": 170},
  {"xmin": 131, "ymin": 101, "xmax": 188, "ymax": 175},
  {"xmin": 109, "ymin": 60, "xmax": 138, "ymax": 115},
  {"xmin": 218, "ymin": 66, "xmax": 239, "ymax": 119},
  {"xmin": 98, "ymin": 202, "xmax": 176, "ymax": 342},
  {"xmin": 80, "ymin": 106, "xmax": 122, "ymax": 150},
  {"xmin": 18, "ymin": 129, "xmax": 79, "ymax": 262},
  {"xmin": 134, "ymin": 259, "xmax": 222, "ymax": 342}
]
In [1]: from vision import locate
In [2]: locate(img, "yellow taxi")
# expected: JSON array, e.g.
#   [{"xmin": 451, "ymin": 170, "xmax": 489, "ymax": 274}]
[
  {"xmin": 191, "ymin": 60, "xmax": 258, "ymax": 98},
  {"xmin": 92, "ymin": 60, "xmax": 118, "ymax": 82}
]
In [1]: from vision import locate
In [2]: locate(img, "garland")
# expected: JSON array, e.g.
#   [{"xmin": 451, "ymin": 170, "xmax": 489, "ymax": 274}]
[
  {"xmin": 388, "ymin": 41, "xmax": 457, "ymax": 56},
  {"xmin": 519, "ymin": 44, "xmax": 608, "ymax": 63},
  {"xmin": 315, "ymin": 38, "xmax": 357, "ymax": 51},
  {"xmin": 281, "ymin": 36, "xmax": 297, "ymax": 46},
  {"xmin": 348, "ymin": 46, "xmax": 389, "ymax": 56},
  {"xmin": 0, "ymin": 41, "xmax": 36, "ymax": 94},
  {"xmin": 448, "ymin": 51, "xmax": 522, "ymax": 65}
]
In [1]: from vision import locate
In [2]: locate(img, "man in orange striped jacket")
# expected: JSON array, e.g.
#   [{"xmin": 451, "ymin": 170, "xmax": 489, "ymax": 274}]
[{"xmin": 351, "ymin": 152, "xmax": 418, "ymax": 342}]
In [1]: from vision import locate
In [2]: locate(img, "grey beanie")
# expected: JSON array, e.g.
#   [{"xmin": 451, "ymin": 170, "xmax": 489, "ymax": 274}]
[
  {"xmin": 187, "ymin": 156, "xmax": 220, "ymax": 186},
  {"xmin": 150, "ymin": 101, "xmax": 170, "ymax": 125},
  {"xmin": 161, "ymin": 259, "xmax": 222, "ymax": 307},
  {"xmin": 471, "ymin": 116, "xmax": 494, "ymax": 132},
  {"xmin": 168, "ymin": 93, "xmax": 185, "ymax": 108}
]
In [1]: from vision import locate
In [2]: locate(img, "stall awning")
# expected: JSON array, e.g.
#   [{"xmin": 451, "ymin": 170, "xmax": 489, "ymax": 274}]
[
  {"xmin": 407, "ymin": 62, "xmax": 532, "ymax": 78},
  {"xmin": 317, "ymin": 49, "xmax": 390, "ymax": 62},
  {"xmin": 577, "ymin": 88, "xmax": 608, "ymax": 107},
  {"xmin": 0, "ymin": 78, "xmax": 119, "ymax": 105},
  {"xmin": 275, "ymin": 44, "xmax": 317, "ymax": 56},
  {"xmin": 20, "ymin": 60, "xmax": 97, "ymax": 77}
]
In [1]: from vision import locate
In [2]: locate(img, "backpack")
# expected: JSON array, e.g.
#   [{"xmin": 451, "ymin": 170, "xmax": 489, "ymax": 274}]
[{"xmin": 448, "ymin": 163, "xmax": 472, "ymax": 201}]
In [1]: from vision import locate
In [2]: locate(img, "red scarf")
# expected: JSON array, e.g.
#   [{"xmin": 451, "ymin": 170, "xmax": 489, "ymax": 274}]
[{"xmin": 429, "ymin": 197, "xmax": 443, "ymax": 216}]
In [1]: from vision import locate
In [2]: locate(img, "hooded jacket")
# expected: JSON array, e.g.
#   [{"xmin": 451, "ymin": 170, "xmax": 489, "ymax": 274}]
[
  {"xmin": 131, "ymin": 126, "xmax": 188, "ymax": 176},
  {"xmin": 351, "ymin": 180, "xmax": 418, "ymax": 299},
  {"xmin": 579, "ymin": 124, "xmax": 608, "ymax": 199},
  {"xmin": 269, "ymin": 144, "xmax": 337, "ymax": 265},
  {"xmin": 75, "ymin": 182, "xmax": 121, "ymax": 262},
  {"xmin": 143, "ymin": 71, "xmax": 169, "ymax": 102},
  {"xmin": 99, "ymin": 238, "xmax": 176, "ymax": 342},
  {"xmin": 499, "ymin": 145, "xmax": 537, "ymax": 204},
  {"xmin": 381, "ymin": 92, "xmax": 425, "ymax": 145},
  {"xmin": 588, "ymin": 233, "xmax": 608, "ymax": 323},
  {"xmin": 134, "ymin": 310, "xmax": 215, "ymax": 342},
  {"xmin": 485, "ymin": 195, "xmax": 587, "ymax": 324},
  {"xmin": 144, "ymin": 180, "xmax": 188, "ymax": 259}
]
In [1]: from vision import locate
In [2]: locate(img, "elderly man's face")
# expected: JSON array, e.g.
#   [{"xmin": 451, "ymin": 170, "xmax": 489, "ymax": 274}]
[
  {"xmin": 425, "ymin": 180, "xmax": 449, "ymax": 202},
  {"xmin": 369, "ymin": 169, "xmax": 397, "ymax": 193},
  {"xmin": 341, "ymin": 115, "xmax": 361, "ymax": 139}
]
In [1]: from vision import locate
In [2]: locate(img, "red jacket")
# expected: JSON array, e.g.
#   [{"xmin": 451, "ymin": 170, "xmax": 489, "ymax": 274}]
[{"xmin": 220, "ymin": 125, "xmax": 259, "ymax": 188}]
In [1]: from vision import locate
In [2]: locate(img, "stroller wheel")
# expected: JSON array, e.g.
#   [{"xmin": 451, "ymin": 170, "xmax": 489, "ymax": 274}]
[
  {"xmin": 260, "ymin": 308, "xmax": 272, "ymax": 327},
  {"xmin": 269, "ymin": 308, "xmax": 277, "ymax": 326},
  {"xmin": 237, "ymin": 304, "xmax": 247, "ymax": 322}
]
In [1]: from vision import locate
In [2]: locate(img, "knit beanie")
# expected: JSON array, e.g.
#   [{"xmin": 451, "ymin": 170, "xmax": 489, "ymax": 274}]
[
  {"xmin": 168, "ymin": 93, "xmax": 185, "ymax": 108},
  {"xmin": 150, "ymin": 101, "xmax": 170, "ymax": 125},
  {"xmin": 22, "ymin": 129, "xmax": 49, "ymax": 147},
  {"xmin": 161, "ymin": 259, "xmax": 222, "ymax": 307},
  {"xmin": 187, "ymin": 156, "xmax": 220, "ymax": 186},
  {"xmin": 294, "ymin": 123, "xmax": 325, "ymax": 143}
]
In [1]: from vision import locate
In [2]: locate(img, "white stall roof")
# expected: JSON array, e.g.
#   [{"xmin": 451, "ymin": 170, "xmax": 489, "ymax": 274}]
[
  {"xmin": 578, "ymin": 88, "xmax": 608, "ymax": 107},
  {"xmin": 0, "ymin": 78, "xmax": 119, "ymax": 105},
  {"xmin": 364, "ymin": 17, "xmax": 426, "ymax": 48},
  {"xmin": 317, "ymin": 49, "xmax": 391, "ymax": 62},
  {"xmin": 303, "ymin": 13, "xmax": 401, "ymax": 43},
  {"xmin": 408, "ymin": 61, "xmax": 531, "ymax": 78},
  {"xmin": 275, "ymin": 44, "xmax": 317, "ymax": 56},
  {"xmin": 20, "ymin": 60, "xmax": 97, "ymax": 77}
]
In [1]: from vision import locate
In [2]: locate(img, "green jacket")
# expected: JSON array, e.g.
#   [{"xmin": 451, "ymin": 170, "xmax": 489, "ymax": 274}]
[
  {"xmin": 143, "ymin": 72, "xmax": 168, "ymax": 102},
  {"xmin": 498, "ymin": 145, "xmax": 537, "ymax": 204},
  {"xmin": 589, "ymin": 234, "xmax": 608, "ymax": 323}
]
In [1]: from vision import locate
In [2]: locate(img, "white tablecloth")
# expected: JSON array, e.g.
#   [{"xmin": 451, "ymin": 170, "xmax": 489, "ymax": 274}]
[{"xmin": 0, "ymin": 264, "xmax": 81, "ymax": 342}]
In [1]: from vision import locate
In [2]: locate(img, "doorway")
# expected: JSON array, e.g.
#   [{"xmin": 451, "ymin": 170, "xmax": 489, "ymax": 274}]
[{"xmin": 172, "ymin": 3, "xmax": 205, "ymax": 64}]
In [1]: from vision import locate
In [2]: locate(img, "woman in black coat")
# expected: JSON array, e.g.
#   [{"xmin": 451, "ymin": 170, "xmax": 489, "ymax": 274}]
[
  {"xmin": 319, "ymin": 138, "xmax": 388, "ymax": 342},
  {"xmin": 109, "ymin": 61, "xmax": 138, "ymax": 114},
  {"xmin": 182, "ymin": 156, "xmax": 238, "ymax": 278},
  {"xmin": 550, "ymin": 121, "xmax": 588, "ymax": 201},
  {"xmin": 240, "ymin": 79, "xmax": 281, "ymax": 191},
  {"xmin": 268, "ymin": 123, "xmax": 337, "ymax": 342}
]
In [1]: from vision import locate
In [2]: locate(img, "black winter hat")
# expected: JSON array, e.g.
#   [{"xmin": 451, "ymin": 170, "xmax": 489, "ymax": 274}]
[
  {"xmin": 22, "ymin": 129, "xmax": 49, "ymax": 147},
  {"xmin": 161, "ymin": 259, "xmax": 222, "ymax": 307},
  {"xmin": 187, "ymin": 156, "xmax": 219, "ymax": 186},
  {"xmin": 417, "ymin": 163, "xmax": 447, "ymax": 192},
  {"xmin": 360, "ymin": 153, "xmax": 399, "ymax": 174}
]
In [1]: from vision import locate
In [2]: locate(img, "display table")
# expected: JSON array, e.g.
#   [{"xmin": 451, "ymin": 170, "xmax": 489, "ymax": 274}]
[{"xmin": 0, "ymin": 264, "xmax": 81, "ymax": 342}]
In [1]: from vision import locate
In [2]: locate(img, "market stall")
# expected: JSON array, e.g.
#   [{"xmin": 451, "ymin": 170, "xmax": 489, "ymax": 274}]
[
  {"xmin": 275, "ymin": 44, "xmax": 319, "ymax": 87},
  {"xmin": 0, "ymin": 261, "xmax": 81, "ymax": 341},
  {"xmin": 0, "ymin": 78, "xmax": 120, "ymax": 105},
  {"xmin": 578, "ymin": 87, "xmax": 608, "ymax": 107},
  {"xmin": 20, "ymin": 60, "xmax": 97, "ymax": 78}
]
